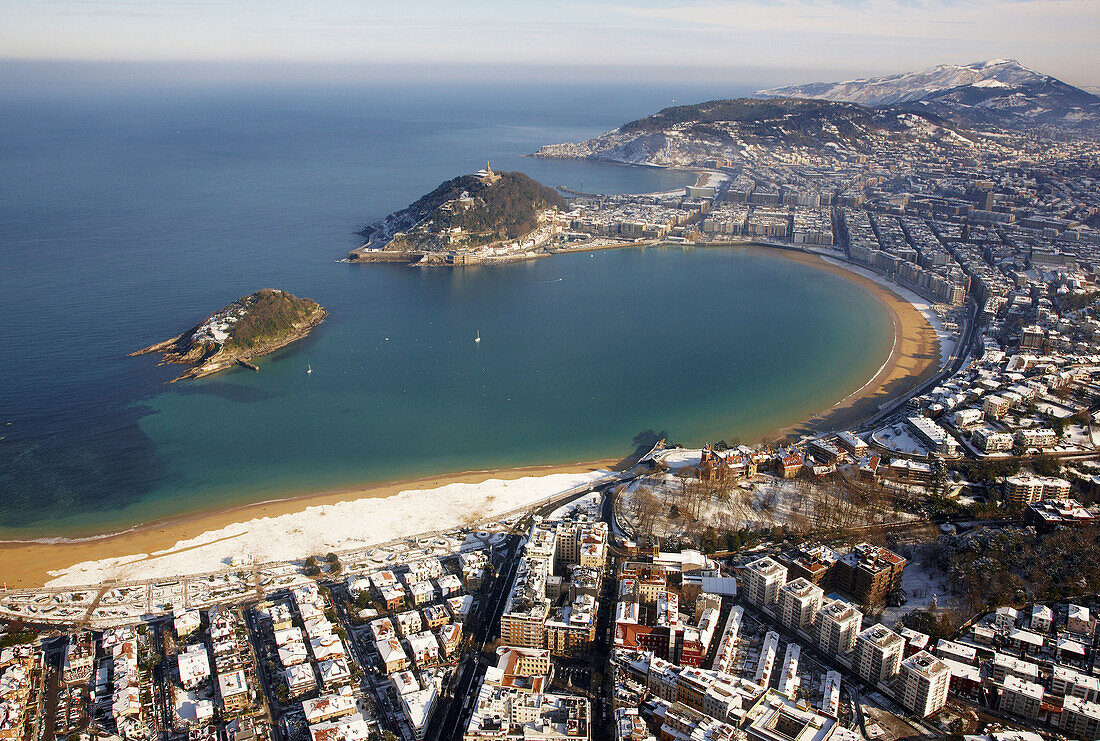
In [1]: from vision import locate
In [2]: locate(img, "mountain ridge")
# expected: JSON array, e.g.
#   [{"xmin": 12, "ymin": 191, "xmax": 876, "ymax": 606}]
[
  {"xmin": 758, "ymin": 60, "xmax": 1100, "ymax": 133},
  {"xmin": 533, "ymin": 96, "xmax": 980, "ymax": 168},
  {"xmin": 758, "ymin": 60, "xmax": 1047, "ymax": 106}
]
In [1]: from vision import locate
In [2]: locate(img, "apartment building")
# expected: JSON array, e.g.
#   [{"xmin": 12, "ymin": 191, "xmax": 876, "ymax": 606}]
[
  {"xmin": 1005, "ymin": 475, "xmax": 1072, "ymax": 506},
  {"xmin": 854, "ymin": 625, "xmax": 904, "ymax": 684},
  {"xmin": 899, "ymin": 651, "xmax": 950, "ymax": 717},
  {"xmin": 1052, "ymin": 665, "xmax": 1100, "ymax": 703},
  {"xmin": 1061, "ymin": 696, "xmax": 1100, "ymax": 740},
  {"xmin": 816, "ymin": 600, "xmax": 863, "ymax": 657},
  {"xmin": 777, "ymin": 578, "xmax": 824, "ymax": 634},
  {"xmin": 997, "ymin": 675, "xmax": 1044, "ymax": 719},
  {"xmin": 832, "ymin": 544, "xmax": 907, "ymax": 608},
  {"xmin": 742, "ymin": 557, "xmax": 788, "ymax": 608}
]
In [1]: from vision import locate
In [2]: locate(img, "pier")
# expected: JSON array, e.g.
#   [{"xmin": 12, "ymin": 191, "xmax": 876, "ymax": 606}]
[{"xmin": 347, "ymin": 247, "xmax": 426, "ymax": 263}]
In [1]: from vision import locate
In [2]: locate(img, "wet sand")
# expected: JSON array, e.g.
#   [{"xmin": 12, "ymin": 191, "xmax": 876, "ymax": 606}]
[{"xmin": 769, "ymin": 248, "xmax": 942, "ymax": 440}]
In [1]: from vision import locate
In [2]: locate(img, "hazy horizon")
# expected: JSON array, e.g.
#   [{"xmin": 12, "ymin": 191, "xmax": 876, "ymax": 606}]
[{"xmin": 1, "ymin": 0, "xmax": 1097, "ymax": 91}]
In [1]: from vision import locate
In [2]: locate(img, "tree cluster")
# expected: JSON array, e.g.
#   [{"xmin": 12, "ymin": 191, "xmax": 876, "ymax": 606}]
[
  {"xmin": 901, "ymin": 608, "xmax": 963, "ymax": 642},
  {"xmin": 225, "ymin": 289, "xmax": 321, "ymax": 351},
  {"xmin": 934, "ymin": 525, "xmax": 1100, "ymax": 617},
  {"xmin": 447, "ymin": 172, "xmax": 564, "ymax": 243}
]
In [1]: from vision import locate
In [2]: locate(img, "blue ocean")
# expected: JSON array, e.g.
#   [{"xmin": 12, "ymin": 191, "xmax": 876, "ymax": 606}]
[{"xmin": 0, "ymin": 79, "xmax": 892, "ymax": 535}]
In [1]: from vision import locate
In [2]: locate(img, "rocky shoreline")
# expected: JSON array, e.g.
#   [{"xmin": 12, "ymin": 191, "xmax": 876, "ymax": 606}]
[{"xmin": 131, "ymin": 290, "xmax": 327, "ymax": 382}]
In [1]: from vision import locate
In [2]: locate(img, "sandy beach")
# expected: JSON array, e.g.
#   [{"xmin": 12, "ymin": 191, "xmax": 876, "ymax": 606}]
[
  {"xmin": 0, "ymin": 460, "xmax": 616, "ymax": 589},
  {"xmin": 0, "ymin": 246, "xmax": 945, "ymax": 590},
  {"xmin": 767, "ymin": 248, "xmax": 944, "ymax": 439}
]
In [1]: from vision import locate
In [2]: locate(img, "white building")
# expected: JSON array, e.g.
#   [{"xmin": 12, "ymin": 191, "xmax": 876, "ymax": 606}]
[
  {"xmin": 983, "ymin": 395, "xmax": 1010, "ymax": 420},
  {"xmin": 177, "ymin": 644, "xmax": 211, "ymax": 690},
  {"xmin": 899, "ymin": 651, "xmax": 950, "ymax": 717},
  {"xmin": 1030, "ymin": 605, "xmax": 1053, "ymax": 633},
  {"xmin": 777, "ymin": 578, "xmax": 823, "ymax": 634},
  {"xmin": 906, "ymin": 415, "xmax": 959, "ymax": 456},
  {"xmin": 816, "ymin": 600, "xmax": 862, "ymax": 657},
  {"xmin": 853, "ymin": 624, "xmax": 904, "ymax": 684},
  {"xmin": 776, "ymin": 643, "xmax": 801, "ymax": 697},
  {"xmin": 402, "ymin": 687, "xmax": 437, "ymax": 741},
  {"xmin": 1052, "ymin": 665, "xmax": 1100, "ymax": 703},
  {"xmin": 972, "ymin": 428, "xmax": 1013, "ymax": 453},
  {"xmin": 998, "ymin": 675, "xmax": 1044, "ymax": 719},
  {"xmin": 1068, "ymin": 605, "xmax": 1093, "ymax": 636},
  {"xmin": 755, "ymin": 632, "xmax": 780, "ymax": 688},
  {"xmin": 218, "ymin": 669, "xmax": 250, "ymax": 712},
  {"xmin": 286, "ymin": 663, "xmax": 317, "ymax": 696},
  {"xmin": 406, "ymin": 631, "xmax": 441, "ymax": 668},
  {"xmin": 741, "ymin": 557, "xmax": 788, "ymax": 607},
  {"xmin": 994, "ymin": 606, "xmax": 1020, "ymax": 631},
  {"xmin": 1060, "ymin": 695, "xmax": 1100, "ymax": 740}
]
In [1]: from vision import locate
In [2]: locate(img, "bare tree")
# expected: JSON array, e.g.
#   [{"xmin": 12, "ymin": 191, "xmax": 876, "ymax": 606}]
[{"xmin": 630, "ymin": 486, "xmax": 662, "ymax": 539}]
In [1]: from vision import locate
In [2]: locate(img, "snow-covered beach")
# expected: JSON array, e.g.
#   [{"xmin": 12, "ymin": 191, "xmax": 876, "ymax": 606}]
[
  {"xmin": 40, "ymin": 468, "xmax": 611, "ymax": 588},
  {"xmin": 0, "ymin": 462, "xmax": 615, "ymax": 589}
]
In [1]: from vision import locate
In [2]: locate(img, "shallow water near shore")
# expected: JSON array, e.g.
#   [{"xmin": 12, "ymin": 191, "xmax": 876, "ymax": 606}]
[{"xmin": 0, "ymin": 80, "xmax": 893, "ymax": 536}]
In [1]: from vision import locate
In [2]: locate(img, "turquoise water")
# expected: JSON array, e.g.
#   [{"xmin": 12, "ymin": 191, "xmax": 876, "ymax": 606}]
[
  {"xmin": 0, "ymin": 81, "xmax": 892, "ymax": 536},
  {"xmin": 86, "ymin": 246, "xmax": 892, "ymax": 534}
]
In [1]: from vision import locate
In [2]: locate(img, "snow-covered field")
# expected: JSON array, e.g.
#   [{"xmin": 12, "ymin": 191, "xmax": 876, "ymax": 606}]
[
  {"xmin": 881, "ymin": 542, "xmax": 952, "ymax": 627},
  {"xmin": 624, "ymin": 450, "xmax": 916, "ymax": 538},
  {"xmin": 872, "ymin": 425, "xmax": 930, "ymax": 456},
  {"xmin": 44, "ymin": 469, "xmax": 611, "ymax": 588}
]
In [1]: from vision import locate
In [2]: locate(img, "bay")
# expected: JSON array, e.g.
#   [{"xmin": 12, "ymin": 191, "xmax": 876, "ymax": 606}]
[{"xmin": 0, "ymin": 80, "xmax": 892, "ymax": 535}]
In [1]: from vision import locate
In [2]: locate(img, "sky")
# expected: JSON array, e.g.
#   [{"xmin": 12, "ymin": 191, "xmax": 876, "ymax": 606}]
[{"xmin": 1, "ymin": 0, "xmax": 1097, "ymax": 89}]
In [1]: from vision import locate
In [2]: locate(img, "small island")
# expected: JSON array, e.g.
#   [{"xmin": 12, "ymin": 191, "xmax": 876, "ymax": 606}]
[
  {"xmin": 348, "ymin": 166, "xmax": 565, "ymax": 265},
  {"xmin": 131, "ymin": 289, "xmax": 327, "ymax": 381}
]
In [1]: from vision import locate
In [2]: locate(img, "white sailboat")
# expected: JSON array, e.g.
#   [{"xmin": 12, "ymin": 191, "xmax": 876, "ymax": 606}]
[
  {"xmin": 475, "ymin": 330, "xmax": 481, "ymax": 343},
  {"xmin": 307, "ymin": 363, "xmax": 312, "ymax": 374}
]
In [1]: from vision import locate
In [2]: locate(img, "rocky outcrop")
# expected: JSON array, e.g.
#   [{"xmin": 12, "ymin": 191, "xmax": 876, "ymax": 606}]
[{"xmin": 131, "ymin": 289, "xmax": 327, "ymax": 381}]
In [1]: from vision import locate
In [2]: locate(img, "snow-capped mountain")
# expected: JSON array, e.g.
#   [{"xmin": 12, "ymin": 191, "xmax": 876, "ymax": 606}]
[
  {"xmin": 533, "ymin": 98, "xmax": 985, "ymax": 168},
  {"xmin": 759, "ymin": 60, "xmax": 1100, "ymax": 133},
  {"xmin": 758, "ymin": 60, "xmax": 1044, "ymax": 106}
]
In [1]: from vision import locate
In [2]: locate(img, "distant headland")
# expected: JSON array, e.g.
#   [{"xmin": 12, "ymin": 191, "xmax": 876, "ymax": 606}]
[{"xmin": 348, "ymin": 166, "xmax": 564, "ymax": 265}]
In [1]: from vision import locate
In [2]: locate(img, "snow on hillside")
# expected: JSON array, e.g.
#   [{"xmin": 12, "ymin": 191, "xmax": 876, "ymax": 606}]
[{"xmin": 759, "ymin": 60, "xmax": 1045, "ymax": 107}]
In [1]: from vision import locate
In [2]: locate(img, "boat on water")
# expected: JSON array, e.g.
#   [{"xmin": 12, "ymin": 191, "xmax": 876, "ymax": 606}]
[
  {"xmin": 475, "ymin": 331, "xmax": 481, "ymax": 343},
  {"xmin": 307, "ymin": 363, "xmax": 313, "ymax": 374}
]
